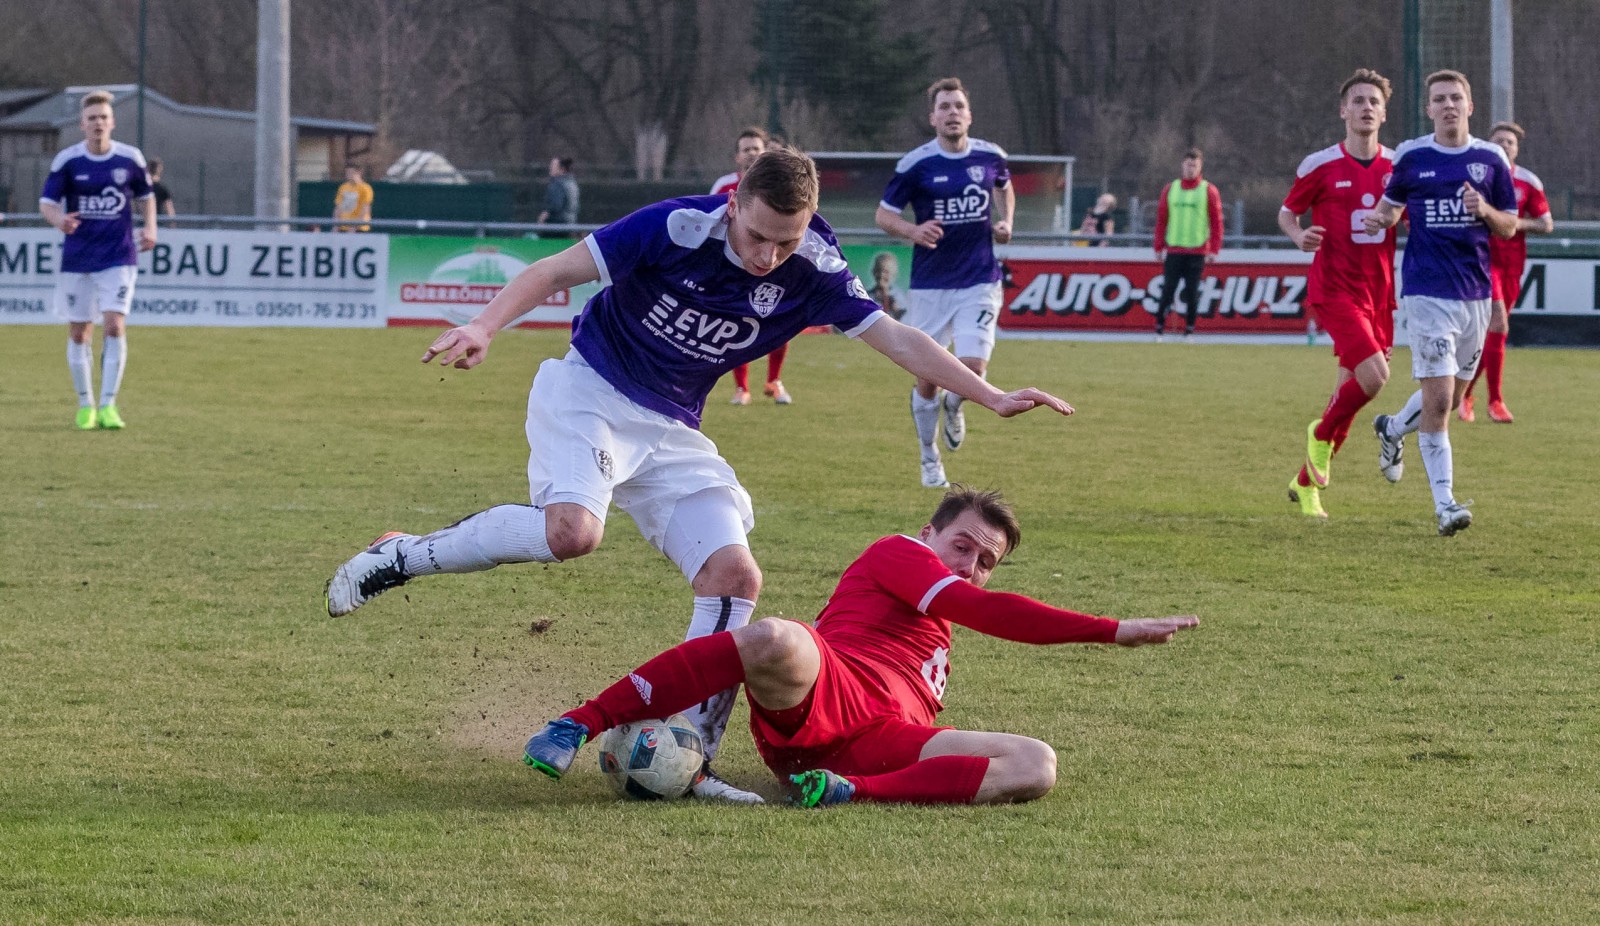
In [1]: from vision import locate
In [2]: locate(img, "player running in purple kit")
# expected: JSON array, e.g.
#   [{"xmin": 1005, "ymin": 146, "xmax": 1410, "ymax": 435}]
[
  {"xmin": 323, "ymin": 147, "xmax": 1073, "ymax": 802},
  {"xmin": 875, "ymin": 77, "xmax": 1014, "ymax": 489},
  {"xmin": 39, "ymin": 89, "xmax": 158, "ymax": 431},
  {"xmin": 1362, "ymin": 70, "xmax": 1519, "ymax": 536}
]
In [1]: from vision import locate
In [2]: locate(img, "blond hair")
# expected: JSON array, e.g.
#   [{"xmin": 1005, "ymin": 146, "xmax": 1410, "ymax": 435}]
[{"xmin": 81, "ymin": 89, "xmax": 114, "ymax": 110}]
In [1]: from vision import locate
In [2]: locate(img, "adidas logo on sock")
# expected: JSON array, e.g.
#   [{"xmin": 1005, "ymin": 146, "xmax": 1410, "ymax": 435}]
[{"xmin": 628, "ymin": 673, "xmax": 653, "ymax": 705}]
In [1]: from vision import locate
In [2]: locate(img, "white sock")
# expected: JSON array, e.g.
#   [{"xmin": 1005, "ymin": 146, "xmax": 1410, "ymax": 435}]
[
  {"xmin": 1417, "ymin": 431, "xmax": 1455, "ymax": 511},
  {"xmin": 99, "ymin": 335, "xmax": 126, "ymax": 407},
  {"xmin": 1387, "ymin": 390, "xmax": 1424, "ymax": 438},
  {"xmin": 680, "ymin": 595, "xmax": 755, "ymax": 760},
  {"xmin": 67, "ymin": 340, "xmax": 94, "ymax": 407},
  {"xmin": 400, "ymin": 504, "xmax": 558, "ymax": 576},
  {"xmin": 943, "ymin": 390, "xmax": 964, "ymax": 416},
  {"xmin": 911, "ymin": 390, "xmax": 941, "ymax": 461}
]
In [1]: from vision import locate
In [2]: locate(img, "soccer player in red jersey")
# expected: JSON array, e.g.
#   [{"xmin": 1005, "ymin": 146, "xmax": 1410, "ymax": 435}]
[
  {"xmin": 715, "ymin": 127, "xmax": 794, "ymax": 406},
  {"xmin": 1277, "ymin": 70, "xmax": 1400, "ymax": 519},
  {"xmin": 521, "ymin": 487, "xmax": 1197, "ymax": 806},
  {"xmin": 1460, "ymin": 121, "xmax": 1553, "ymax": 424}
]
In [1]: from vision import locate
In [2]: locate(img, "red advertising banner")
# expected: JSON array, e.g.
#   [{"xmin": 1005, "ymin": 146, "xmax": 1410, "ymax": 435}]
[{"xmin": 998, "ymin": 246, "xmax": 1315, "ymax": 334}]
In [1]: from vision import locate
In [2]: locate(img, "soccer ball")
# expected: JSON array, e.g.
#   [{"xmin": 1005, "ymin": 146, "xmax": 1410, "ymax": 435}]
[{"xmin": 595, "ymin": 713, "xmax": 704, "ymax": 800}]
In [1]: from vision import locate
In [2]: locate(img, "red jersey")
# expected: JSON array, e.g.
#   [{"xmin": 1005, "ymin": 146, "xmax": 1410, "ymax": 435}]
[
  {"xmin": 814, "ymin": 535, "xmax": 1119, "ymax": 725},
  {"xmin": 709, "ymin": 171, "xmax": 740, "ymax": 195},
  {"xmin": 1488, "ymin": 165, "xmax": 1549, "ymax": 277},
  {"xmin": 1281, "ymin": 143, "xmax": 1398, "ymax": 311}
]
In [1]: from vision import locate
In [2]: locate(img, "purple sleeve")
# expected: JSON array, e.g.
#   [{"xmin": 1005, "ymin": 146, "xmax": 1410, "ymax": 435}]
[
  {"xmin": 880, "ymin": 169, "xmax": 914, "ymax": 211},
  {"xmin": 129, "ymin": 161, "xmax": 152, "ymax": 199},
  {"xmin": 812, "ymin": 269, "xmax": 885, "ymax": 335},
  {"xmin": 995, "ymin": 156, "xmax": 1011, "ymax": 189},
  {"xmin": 1382, "ymin": 158, "xmax": 1411, "ymax": 205},
  {"xmin": 1490, "ymin": 162, "xmax": 1517, "ymax": 213},
  {"xmin": 588, "ymin": 201, "xmax": 675, "ymax": 284},
  {"xmin": 41, "ymin": 166, "xmax": 66, "ymax": 204}
]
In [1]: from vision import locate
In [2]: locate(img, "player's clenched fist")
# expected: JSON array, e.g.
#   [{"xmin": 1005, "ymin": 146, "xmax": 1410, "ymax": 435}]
[
  {"xmin": 422, "ymin": 323, "xmax": 492, "ymax": 369},
  {"xmin": 1114, "ymin": 615, "xmax": 1200, "ymax": 647}
]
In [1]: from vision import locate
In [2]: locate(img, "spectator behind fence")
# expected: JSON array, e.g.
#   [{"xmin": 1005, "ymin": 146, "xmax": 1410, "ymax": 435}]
[
  {"xmin": 148, "ymin": 158, "xmax": 175, "ymax": 216},
  {"xmin": 1077, "ymin": 192, "xmax": 1116, "ymax": 246},
  {"xmin": 538, "ymin": 156, "xmax": 580, "ymax": 236},
  {"xmin": 334, "ymin": 164, "xmax": 373, "ymax": 232}
]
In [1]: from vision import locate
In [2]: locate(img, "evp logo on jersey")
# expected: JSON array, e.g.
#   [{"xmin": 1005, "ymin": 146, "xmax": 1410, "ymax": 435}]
[
  {"xmin": 933, "ymin": 185, "xmax": 990, "ymax": 225},
  {"xmin": 1422, "ymin": 194, "xmax": 1476, "ymax": 229},
  {"xmin": 749, "ymin": 282, "xmax": 784, "ymax": 317},
  {"xmin": 645, "ymin": 292, "xmax": 761, "ymax": 358},
  {"xmin": 78, "ymin": 186, "xmax": 128, "ymax": 220}
]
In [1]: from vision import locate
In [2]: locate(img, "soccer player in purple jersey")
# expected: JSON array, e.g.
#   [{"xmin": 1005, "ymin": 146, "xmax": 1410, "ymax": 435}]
[
  {"xmin": 324, "ymin": 148, "xmax": 1072, "ymax": 801},
  {"xmin": 875, "ymin": 77, "xmax": 1014, "ymax": 489},
  {"xmin": 39, "ymin": 89, "xmax": 157, "ymax": 430},
  {"xmin": 1361, "ymin": 70, "xmax": 1519, "ymax": 536}
]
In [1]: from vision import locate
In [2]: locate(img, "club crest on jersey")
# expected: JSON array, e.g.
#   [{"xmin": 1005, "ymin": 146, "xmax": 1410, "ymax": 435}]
[
  {"xmin": 749, "ymin": 282, "xmax": 785, "ymax": 317},
  {"xmin": 112, "ymin": 168, "xmax": 128, "ymax": 185},
  {"xmin": 967, "ymin": 165, "xmax": 986, "ymax": 183},
  {"xmin": 1467, "ymin": 163, "xmax": 1487, "ymax": 184},
  {"xmin": 593, "ymin": 448, "xmax": 614, "ymax": 481}
]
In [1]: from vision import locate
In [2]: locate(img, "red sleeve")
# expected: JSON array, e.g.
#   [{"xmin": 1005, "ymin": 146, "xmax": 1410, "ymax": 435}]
[
  {"xmin": 1282, "ymin": 168, "xmax": 1318, "ymax": 216},
  {"xmin": 861, "ymin": 537, "xmax": 966, "ymax": 611},
  {"xmin": 1207, "ymin": 184, "xmax": 1225, "ymax": 254},
  {"xmin": 926, "ymin": 579, "xmax": 1119, "ymax": 644},
  {"xmin": 1526, "ymin": 184, "xmax": 1550, "ymax": 218},
  {"xmin": 1153, "ymin": 182, "xmax": 1170, "ymax": 249}
]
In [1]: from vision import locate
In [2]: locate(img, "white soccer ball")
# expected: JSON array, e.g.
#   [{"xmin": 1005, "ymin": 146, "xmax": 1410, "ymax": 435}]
[{"xmin": 595, "ymin": 713, "xmax": 704, "ymax": 800}]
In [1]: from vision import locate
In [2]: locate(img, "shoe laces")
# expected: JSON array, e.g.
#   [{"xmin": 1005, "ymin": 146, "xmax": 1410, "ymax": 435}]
[
  {"xmin": 356, "ymin": 544, "xmax": 408, "ymax": 598},
  {"xmin": 545, "ymin": 717, "xmax": 588, "ymax": 749}
]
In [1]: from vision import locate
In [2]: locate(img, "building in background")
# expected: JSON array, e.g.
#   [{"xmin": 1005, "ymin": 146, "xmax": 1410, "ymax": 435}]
[{"xmin": 0, "ymin": 85, "xmax": 373, "ymax": 215}]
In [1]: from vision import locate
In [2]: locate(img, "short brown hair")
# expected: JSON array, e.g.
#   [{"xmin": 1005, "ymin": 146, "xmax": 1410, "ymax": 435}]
[
  {"xmin": 737, "ymin": 126, "xmax": 771, "ymax": 147},
  {"xmin": 926, "ymin": 77, "xmax": 967, "ymax": 111},
  {"xmin": 1425, "ymin": 69, "xmax": 1472, "ymax": 99},
  {"xmin": 1184, "ymin": 147, "xmax": 1204, "ymax": 161},
  {"xmin": 81, "ymin": 90, "xmax": 113, "ymax": 110},
  {"xmin": 1340, "ymin": 68, "xmax": 1393, "ymax": 103},
  {"xmin": 930, "ymin": 486, "xmax": 1021, "ymax": 558},
  {"xmin": 736, "ymin": 147, "xmax": 819, "ymax": 215},
  {"xmin": 1489, "ymin": 120, "xmax": 1525, "ymax": 143}
]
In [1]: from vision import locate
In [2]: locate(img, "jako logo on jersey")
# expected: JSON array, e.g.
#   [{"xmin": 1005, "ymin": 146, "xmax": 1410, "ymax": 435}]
[
  {"xmin": 78, "ymin": 185, "xmax": 128, "ymax": 219},
  {"xmin": 749, "ymin": 282, "xmax": 785, "ymax": 317},
  {"xmin": 1335, "ymin": 180, "xmax": 1352, "ymax": 189},
  {"xmin": 967, "ymin": 165, "xmax": 986, "ymax": 183},
  {"xmin": 933, "ymin": 185, "xmax": 990, "ymax": 224},
  {"xmin": 1468, "ymin": 163, "xmax": 1487, "ymax": 184},
  {"xmin": 646, "ymin": 292, "xmax": 760, "ymax": 358},
  {"xmin": 1009, "ymin": 271, "xmax": 1307, "ymax": 318}
]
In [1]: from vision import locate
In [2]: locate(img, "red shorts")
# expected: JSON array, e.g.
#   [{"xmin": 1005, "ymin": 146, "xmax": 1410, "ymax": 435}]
[
  {"xmin": 748, "ymin": 622, "xmax": 947, "ymax": 777},
  {"xmin": 1490, "ymin": 264, "xmax": 1521, "ymax": 308},
  {"xmin": 1311, "ymin": 299, "xmax": 1392, "ymax": 370}
]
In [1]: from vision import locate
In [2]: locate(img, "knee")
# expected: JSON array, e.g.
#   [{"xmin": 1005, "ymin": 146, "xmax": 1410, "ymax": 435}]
[
  {"xmin": 692, "ymin": 546, "xmax": 762, "ymax": 600},
  {"xmin": 734, "ymin": 619, "xmax": 808, "ymax": 675},
  {"xmin": 1005, "ymin": 738, "xmax": 1058, "ymax": 803},
  {"xmin": 544, "ymin": 507, "xmax": 603, "ymax": 560}
]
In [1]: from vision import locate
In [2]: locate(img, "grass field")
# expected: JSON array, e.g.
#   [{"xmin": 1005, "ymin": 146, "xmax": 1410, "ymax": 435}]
[{"xmin": 2, "ymin": 325, "xmax": 1597, "ymax": 925}]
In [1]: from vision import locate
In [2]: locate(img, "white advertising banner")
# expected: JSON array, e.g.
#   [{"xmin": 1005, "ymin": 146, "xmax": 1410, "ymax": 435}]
[{"xmin": 0, "ymin": 228, "xmax": 388, "ymax": 327}]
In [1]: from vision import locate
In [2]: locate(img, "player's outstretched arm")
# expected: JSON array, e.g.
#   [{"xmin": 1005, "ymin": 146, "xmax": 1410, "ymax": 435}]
[
  {"xmin": 857, "ymin": 317, "xmax": 1073, "ymax": 418},
  {"xmin": 1113, "ymin": 616, "xmax": 1200, "ymax": 647},
  {"xmin": 422, "ymin": 242, "xmax": 601, "ymax": 369}
]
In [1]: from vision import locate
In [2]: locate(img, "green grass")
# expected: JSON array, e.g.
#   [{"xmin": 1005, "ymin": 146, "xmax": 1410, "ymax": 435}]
[{"xmin": 2, "ymin": 325, "xmax": 1597, "ymax": 925}]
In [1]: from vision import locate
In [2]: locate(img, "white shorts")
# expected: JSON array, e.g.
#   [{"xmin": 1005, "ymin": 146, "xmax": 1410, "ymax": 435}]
[
  {"xmin": 526, "ymin": 350, "xmax": 755, "ymax": 577},
  {"xmin": 54, "ymin": 265, "xmax": 137, "ymax": 323},
  {"xmin": 905, "ymin": 281, "xmax": 1002, "ymax": 361},
  {"xmin": 1403, "ymin": 295, "xmax": 1490, "ymax": 381}
]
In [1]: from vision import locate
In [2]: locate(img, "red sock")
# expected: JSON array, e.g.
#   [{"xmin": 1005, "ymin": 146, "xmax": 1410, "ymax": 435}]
[
  {"xmin": 766, "ymin": 344, "xmax": 788, "ymax": 383},
  {"xmin": 1482, "ymin": 331, "xmax": 1507, "ymax": 403},
  {"xmin": 732, "ymin": 364, "xmax": 750, "ymax": 391},
  {"xmin": 848, "ymin": 755, "xmax": 990, "ymax": 804},
  {"xmin": 1296, "ymin": 466, "xmax": 1312, "ymax": 488},
  {"xmin": 1332, "ymin": 418, "xmax": 1352, "ymax": 453},
  {"xmin": 562, "ymin": 632, "xmax": 745, "ymax": 735},
  {"xmin": 1313, "ymin": 377, "xmax": 1374, "ymax": 442}
]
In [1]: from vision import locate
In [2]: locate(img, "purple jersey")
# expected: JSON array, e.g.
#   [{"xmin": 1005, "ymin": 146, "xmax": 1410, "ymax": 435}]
[
  {"xmin": 575, "ymin": 195, "xmax": 884, "ymax": 428},
  {"xmin": 1382, "ymin": 135, "xmax": 1516, "ymax": 301},
  {"xmin": 40, "ymin": 141, "xmax": 153, "ymax": 274},
  {"xmin": 880, "ymin": 138, "xmax": 1010, "ymax": 290}
]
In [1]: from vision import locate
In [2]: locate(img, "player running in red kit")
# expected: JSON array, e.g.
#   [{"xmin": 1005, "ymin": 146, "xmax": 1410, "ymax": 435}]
[
  {"xmin": 1460, "ymin": 120, "xmax": 1553, "ymax": 424},
  {"xmin": 521, "ymin": 487, "xmax": 1197, "ymax": 807},
  {"xmin": 1278, "ymin": 69, "xmax": 1400, "ymax": 519}
]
